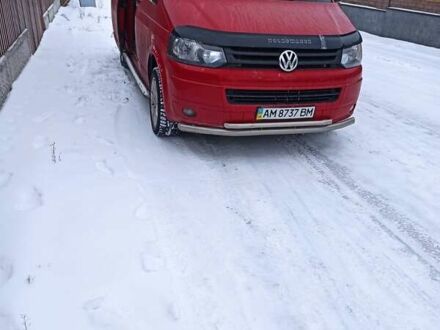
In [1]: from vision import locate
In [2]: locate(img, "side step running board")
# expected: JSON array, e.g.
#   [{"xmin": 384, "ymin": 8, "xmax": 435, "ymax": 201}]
[{"xmin": 122, "ymin": 53, "xmax": 150, "ymax": 98}]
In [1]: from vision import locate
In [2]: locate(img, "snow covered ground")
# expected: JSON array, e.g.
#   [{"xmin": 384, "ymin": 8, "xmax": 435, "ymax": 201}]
[{"xmin": 1, "ymin": 1, "xmax": 440, "ymax": 329}]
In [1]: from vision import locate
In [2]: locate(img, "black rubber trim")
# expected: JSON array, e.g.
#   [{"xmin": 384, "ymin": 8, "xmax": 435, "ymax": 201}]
[
  {"xmin": 173, "ymin": 26, "xmax": 362, "ymax": 50},
  {"xmin": 226, "ymin": 88, "xmax": 341, "ymax": 105}
]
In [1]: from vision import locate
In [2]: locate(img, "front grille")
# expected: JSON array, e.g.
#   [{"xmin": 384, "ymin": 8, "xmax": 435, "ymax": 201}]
[
  {"xmin": 224, "ymin": 47, "xmax": 341, "ymax": 69},
  {"xmin": 226, "ymin": 88, "xmax": 341, "ymax": 105}
]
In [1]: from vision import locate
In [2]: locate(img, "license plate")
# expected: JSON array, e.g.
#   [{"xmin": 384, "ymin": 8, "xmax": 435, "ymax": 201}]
[{"xmin": 256, "ymin": 106, "xmax": 315, "ymax": 121}]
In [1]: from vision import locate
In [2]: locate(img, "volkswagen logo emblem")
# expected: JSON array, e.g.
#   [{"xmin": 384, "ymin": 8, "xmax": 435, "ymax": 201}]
[{"xmin": 279, "ymin": 50, "xmax": 299, "ymax": 72}]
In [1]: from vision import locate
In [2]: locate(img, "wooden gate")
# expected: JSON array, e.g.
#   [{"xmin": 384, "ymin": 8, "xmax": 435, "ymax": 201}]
[{"xmin": 0, "ymin": 0, "xmax": 54, "ymax": 57}]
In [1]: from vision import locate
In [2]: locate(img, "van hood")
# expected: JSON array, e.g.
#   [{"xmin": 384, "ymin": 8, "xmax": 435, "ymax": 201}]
[{"xmin": 163, "ymin": 0, "xmax": 356, "ymax": 36}]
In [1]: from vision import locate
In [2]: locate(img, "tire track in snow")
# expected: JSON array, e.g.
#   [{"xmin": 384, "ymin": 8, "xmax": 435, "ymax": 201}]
[
  {"xmin": 114, "ymin": 96, "xmax": 440, "ymax": 328},
  {"xmin": 195, "ymin": 137, "xmax": 418, "ymax": 328},
  {"xmin": 124, "ymin": 135, "xmax": 290, "ymax": 328},
  {"xmin": 289, "ymin": 137, "xmax": 440, "ymax": 273},
  {"xmin": 268, "ymin": 167, "xmax": 440, "ymax": 314},
  {"xmin": 195, "ymin": 137, "xmax": 362, "ymax": 329},
  {"xmin": 361, "ymin": 94, "xmax": 440, "ymax": 139},
  {"xmin": 230, "ymin": 137, "xmax": 440, "ymax": 326}
]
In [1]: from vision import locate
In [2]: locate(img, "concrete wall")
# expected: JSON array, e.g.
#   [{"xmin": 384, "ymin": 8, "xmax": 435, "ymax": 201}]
[
  {"xmin": 341, "ymin": 3, "xmax": 440, "ymax": 48},
  {"xmin": 384, "ymin": 8, "xmax": 440, "ymax": 47},
  {"xmin": 0, "ymin": 1, "xmax": 60, "ymax": 108},
  {"xmin": 43, "ymin": 0, "xmax": 61, "ymax": 29},
  {"xmin": 0, "ymin": 31, "xmax": 32, "ymax": 107}
]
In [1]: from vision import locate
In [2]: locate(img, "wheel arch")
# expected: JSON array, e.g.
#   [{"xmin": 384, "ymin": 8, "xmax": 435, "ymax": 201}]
[{"xmin": 148, "ymin": 46, "xmax": 177, "ymax": 123}]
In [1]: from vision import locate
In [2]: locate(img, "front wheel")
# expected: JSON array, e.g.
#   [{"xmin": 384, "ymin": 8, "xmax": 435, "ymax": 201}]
[
  {"xmin": 120, "ymin": 52, "xmax": 128, "ymax": 69},
  {"xmin": 149, "ymin": 68, "xmax": 178, "ymax": 137}
]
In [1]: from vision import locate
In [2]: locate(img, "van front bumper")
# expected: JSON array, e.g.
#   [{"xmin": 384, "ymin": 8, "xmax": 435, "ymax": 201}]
[
  {"xmin": 178, "ymin": 116, "xmax": 355, "ymax": 136},
  {"xmin": 163, "ymin": 59, "xmax": 362, "ymax": 131}
]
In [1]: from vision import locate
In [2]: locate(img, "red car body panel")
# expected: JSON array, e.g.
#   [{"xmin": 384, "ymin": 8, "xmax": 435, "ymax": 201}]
[
  {"xmin": 111, "ymin": 0, "xmax": 362, "ymax": 134},
  {"xmin": 166, "ymin": 63, "xmax": 361, "ymax": 127},
  {"xmin": 163, "ymin": 0, "xmax": 356, "ymax": 36}
]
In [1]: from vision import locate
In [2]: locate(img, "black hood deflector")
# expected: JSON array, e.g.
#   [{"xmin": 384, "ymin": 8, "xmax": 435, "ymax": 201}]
[{"xmin": 174, "ymin": 26, "xmax": 362, "ymax": 50}]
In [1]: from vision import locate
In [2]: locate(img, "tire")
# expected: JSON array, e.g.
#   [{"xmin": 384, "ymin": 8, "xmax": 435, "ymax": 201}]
[
  {"xmin": 149, "ymin": 67, "xmax": 178, "ymax": 137},
  {"xmin": 120, "ymin": 52, "xmax": 128, "ymax": 69}
]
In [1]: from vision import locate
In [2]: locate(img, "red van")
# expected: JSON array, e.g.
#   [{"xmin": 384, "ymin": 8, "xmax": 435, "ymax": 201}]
[{"xmin": 111, "ymin": 0, "xmax": 362, "ymax": 137}]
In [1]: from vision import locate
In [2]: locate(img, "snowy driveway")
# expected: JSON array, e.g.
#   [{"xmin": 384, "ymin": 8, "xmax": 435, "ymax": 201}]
[{"xmin": 1, "ymin": 2, "xmax": 440, "ymax": 330}]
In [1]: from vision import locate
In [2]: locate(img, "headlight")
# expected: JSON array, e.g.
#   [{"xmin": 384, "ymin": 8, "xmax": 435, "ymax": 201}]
[
  {"xmin": 341, "ymin": 43, "xmax": 362, "ymax": 68},
  {"xmin": 169, "ymin": 36, "xmax": 226, "ymax": 68}
]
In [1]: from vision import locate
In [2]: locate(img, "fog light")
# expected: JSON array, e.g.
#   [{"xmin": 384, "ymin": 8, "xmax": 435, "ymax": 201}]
[{"xmin": 183, "ymin": 108, "xmax": 196, "ymax": 117}]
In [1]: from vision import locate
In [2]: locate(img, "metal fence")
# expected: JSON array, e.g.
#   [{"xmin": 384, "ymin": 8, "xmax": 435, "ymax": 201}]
[{"xmin": 0, "ymin": 0, "xmax": 54, "ymax": 57}]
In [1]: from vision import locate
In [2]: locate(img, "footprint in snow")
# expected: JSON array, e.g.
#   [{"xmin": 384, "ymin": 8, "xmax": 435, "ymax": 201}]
[
  {"xmin": 96, "ymin": 160, "xmax": 114, "ymax": 176},
  {"xmin": 13, "ymin": 186, "xmax": 43, "ymax": 211},
  {"xmin": 0, "ymin": 257, "xmax": 13, "ymax": 287},
  {"xmin": 64, "ymin": 85, "xmax": 75, "ymax": 95},
  {"xmin": 166, "ymin": 303, "xmax": 180, "ymax": 322},
  {"xmin": 75, "ymin": 95, "xmax": 90, "ymax": 107},
  {"xmin": 95, "ymin": 136, "xmax": 114, "ymax": 147},
  {"xmin": 141, "ymin": 253, "xmax": 164, "ymax": 273},
  {"xmin": 140, "ymin": 242, "xmax": 165, "ymax": 273},
  {"xmin": 33, "ymin": 112, "xmax": 54, "ymax": 123},
  {"xmin": 74, "ymin": 116, "xmax": 85, "ymax": 125},
  {"xmin": 0, "ymin": 171, "xmax": 12, "ymax": 188},
  {"xmin": 83, "ymin": 297, "xmax": 126, "ymax": 330},
  {"xmin": 134, "ymin": 202, "xmax": 149, "ymax": 220}
]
